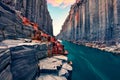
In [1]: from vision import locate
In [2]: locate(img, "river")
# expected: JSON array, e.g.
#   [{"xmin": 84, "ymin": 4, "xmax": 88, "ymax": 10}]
[{"xmin": 62, "ymin": 41, "xmax": 120, "ymax": 80}]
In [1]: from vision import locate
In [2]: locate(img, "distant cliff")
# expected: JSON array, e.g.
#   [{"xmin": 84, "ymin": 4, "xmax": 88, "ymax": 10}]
[
  {"xmin": 57, "ymin": 0, "xmax": 120, "ymax": 45},
  {"xmin": 0, "ymin": 0, "xmax": 53, "ymax": 41}
]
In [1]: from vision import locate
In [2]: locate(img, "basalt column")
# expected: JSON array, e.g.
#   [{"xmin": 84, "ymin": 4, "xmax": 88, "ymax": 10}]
[{"xmin": 57, "ymin": 0, "xmax": 120, "ymax": 45}]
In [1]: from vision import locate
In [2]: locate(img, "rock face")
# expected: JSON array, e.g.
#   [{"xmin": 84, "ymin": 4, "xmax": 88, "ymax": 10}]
[
  {"xmin": 0, "ymin": 0, "xmax": 53, "ymax": 41},
  {"xmin": 0, "ymin": 40, "xmax": 72, "ymax": 80},
  {"xmin": 0, "ymin": 49, "xmax": 12, "ymax": 80},
  {"xmin": 57, "ymin": 0, "xmax": 120, "ymax": 45},
  {"xmin": 0, "ymin": 40, "xmax": 49, "ymax": 80}
]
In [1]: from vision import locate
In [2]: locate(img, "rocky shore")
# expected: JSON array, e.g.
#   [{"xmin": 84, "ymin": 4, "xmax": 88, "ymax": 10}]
[
  {"xmin": 37, "ymin": 55, "xmax": 72, "ymax": 80},
  {"xmin": 0, "ymin": 39, "xmax": 72, "ymax": 80},
  {"xmin": 84, "ymin": 43, "xmax": 120, "ymax": 54},
  {"xmin": 69, "ymin": 40, "xmax": 120, "ymax": 55}
]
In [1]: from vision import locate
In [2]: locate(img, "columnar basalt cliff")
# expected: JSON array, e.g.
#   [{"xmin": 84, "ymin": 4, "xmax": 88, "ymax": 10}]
[
  {"xmin": 57, "ymin": 0, "xmax": 120, "ymax": 45},
  {"xmin": 0, "ymin": 0, "xmax": 53, "ymax": 41}
]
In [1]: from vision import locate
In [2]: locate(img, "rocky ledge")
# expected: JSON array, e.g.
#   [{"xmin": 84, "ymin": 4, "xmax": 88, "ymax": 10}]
[
  {"xmin": 0, "ymin": 39, "xmax": 72, "ymax": 80},
  {"xmin": 37, "ymin": 55, "xmax": 72, "ymax": 80}
]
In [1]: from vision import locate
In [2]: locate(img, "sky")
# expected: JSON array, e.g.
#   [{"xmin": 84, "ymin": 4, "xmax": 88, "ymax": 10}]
[{"xmin": 47, "ymin": 0, "xmax": 75, "ymax": 36}]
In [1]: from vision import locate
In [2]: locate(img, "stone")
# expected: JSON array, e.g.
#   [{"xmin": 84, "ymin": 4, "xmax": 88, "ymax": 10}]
[{"xmin": 0, "ymin": 49, "xmax": 12, "ymax": 80}]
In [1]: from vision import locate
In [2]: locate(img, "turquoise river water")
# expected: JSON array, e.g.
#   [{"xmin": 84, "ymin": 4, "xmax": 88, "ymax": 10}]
[{"xmin": 62, "ymin": 41, "xmax": 120, "ymax": 80}]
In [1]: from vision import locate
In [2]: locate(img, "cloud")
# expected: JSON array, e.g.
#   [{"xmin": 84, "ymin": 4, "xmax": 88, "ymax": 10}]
[{"xmin": 47, "ymin": 0, "xmax": 75, "ymax": 8}]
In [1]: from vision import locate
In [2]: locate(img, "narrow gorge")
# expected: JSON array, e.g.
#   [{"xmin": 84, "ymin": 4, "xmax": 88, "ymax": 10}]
[{"xmin": 0, "ymin": 0, "xmax": 120, "ymax": 80}]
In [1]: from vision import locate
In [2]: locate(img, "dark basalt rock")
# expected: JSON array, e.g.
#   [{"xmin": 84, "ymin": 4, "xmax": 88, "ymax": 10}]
[{"xmin": 0, "ymin": 49, "xmax": 12, "ymax": 80}]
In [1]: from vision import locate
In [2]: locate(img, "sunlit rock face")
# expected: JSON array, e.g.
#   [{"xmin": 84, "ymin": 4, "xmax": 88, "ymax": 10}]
[
  {"xmin": 57, "ymin": 0, "xmax": 120, "ymax": 45},
  {"xmin": 0, "ymin": 0, "xmax": 53, "ymax": 39}
]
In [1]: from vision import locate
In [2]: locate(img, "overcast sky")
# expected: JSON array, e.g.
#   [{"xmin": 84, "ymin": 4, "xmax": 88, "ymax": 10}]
[{"xmin": 47, "ymin": 0, "xmax": 75, "ymax": 36}]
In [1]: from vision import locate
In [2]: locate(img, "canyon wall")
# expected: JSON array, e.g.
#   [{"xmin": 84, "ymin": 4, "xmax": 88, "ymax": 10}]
[
  {"xmin": 0, "ymin": 0, "xmax": 53, "ymax": 41},
  {"xmin": 57, "ymin": 0, "xmax": 120, "ymax": 45}
]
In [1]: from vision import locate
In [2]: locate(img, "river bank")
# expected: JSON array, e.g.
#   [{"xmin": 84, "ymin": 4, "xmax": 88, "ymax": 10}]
[
  {"xmin": 84, "ymin": 43, "xmax": 120, "ymax": 54},
  {"xmin": 0, "ymin": 39, "xmax": 72, "ymax": 80},
  {"xmin": 67, "ymin": 40, "xmax": 120, "ymax": 55}
]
